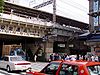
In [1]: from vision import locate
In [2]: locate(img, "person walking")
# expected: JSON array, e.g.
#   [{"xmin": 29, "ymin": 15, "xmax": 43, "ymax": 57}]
[
  {"xmin": 50, "ymin": 54, "xmax": 54, "ymax": 61},
  {"xmin": 34, "ymin": 55, "xmax": 37, "ymax": 62}
]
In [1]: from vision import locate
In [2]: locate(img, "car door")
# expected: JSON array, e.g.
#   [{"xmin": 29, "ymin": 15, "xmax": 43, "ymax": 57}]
[
  {"xmin": 58, "ymin": 63, "xmax": 79, "ymax": 75},
  {"xmin": 0, "ymin": 58, "xmax": 5, "ymax": 68},
  {"xmin": 3, "ymin": 57, "xmax": 9, "ymax": 69}
]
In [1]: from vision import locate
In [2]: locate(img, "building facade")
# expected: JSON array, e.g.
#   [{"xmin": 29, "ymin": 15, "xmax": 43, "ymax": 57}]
[
  {"xmin": 0, "ymin": 1, "xmax": 89, "ymax": 61},
  {"xmin": 88, "ymin": 0, "xmax": 100, "ymax": 56},
  {"xmin": 89, "ymin": 0, "xmax": 100, "ymax": 32}
]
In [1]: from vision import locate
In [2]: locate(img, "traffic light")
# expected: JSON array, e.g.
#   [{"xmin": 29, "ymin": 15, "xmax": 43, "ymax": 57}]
[{"xmin": 0, "ymin": 0, "xmax": 4, "ymax": 13}]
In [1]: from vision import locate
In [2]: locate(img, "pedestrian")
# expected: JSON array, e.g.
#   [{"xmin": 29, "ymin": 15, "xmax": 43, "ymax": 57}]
[
  {"xmin": 34, "ymin": 55, "xmax": 37, "ymax": 62},
  {"xmin": 94, "ymin": 56, "xmax": 98, "ymax": 62},
  {"xmin": 65, "ymin": 55, "xmax": 69, "ymax": 60},
  {"xmin": 54, "ymin": 53, "xmax": 59, "ymax": 60},
  {"xmin": 50, "ymin": 54, "xmax": 53, "ymax": 61},
  {"xmin": 98, "ymin": 56, "xmax": 100, "ymax": 62},
  {"xmin": 91, "ymin": 55, "xmax": 95, "ymax": 61},
  {"xmin": 10, "ymin": 48, "xmax": 14, "ymax": 56}
]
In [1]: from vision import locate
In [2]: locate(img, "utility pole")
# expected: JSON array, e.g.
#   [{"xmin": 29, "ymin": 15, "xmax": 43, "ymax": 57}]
[
  {"xmin": 31, "ymin": 0, "xmax": 57, "ymax": 61},
  {"xmin": 53, "ymin": 0, "xmax": 56, "ymax": 24}
]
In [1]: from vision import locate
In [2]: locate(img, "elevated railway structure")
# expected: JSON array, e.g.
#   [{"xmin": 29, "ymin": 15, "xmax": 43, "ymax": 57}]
[{"xmin": 0, "ymin": 1, "xmax": 89, "ymax": 60}]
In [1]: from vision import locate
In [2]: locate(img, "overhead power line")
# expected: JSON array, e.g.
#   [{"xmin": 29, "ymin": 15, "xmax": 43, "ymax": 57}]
[
  {"xmin": 32, "ymin": 0, "xmax": 56, "ymax": 23},
  {"xmin": 59, "ymin": 0, "xmax": 88, "ymax": 13},
  {"xmin": 56, "ymin": 4, "xmax": 88, "ymax": 17},
  {"xmin": 57, "ymin": 9, "xmax": 77, "ymax": 19}
]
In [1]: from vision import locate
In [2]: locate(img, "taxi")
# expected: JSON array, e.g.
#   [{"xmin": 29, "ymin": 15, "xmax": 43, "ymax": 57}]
[{"xmin": 26, "ymin": 60, "xmax": 100, "ymax": 75}]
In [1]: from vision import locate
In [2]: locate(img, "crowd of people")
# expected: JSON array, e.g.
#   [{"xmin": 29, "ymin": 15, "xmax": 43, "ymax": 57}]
[{"xmin": 49, "ymin": 53, "xmax": 100, "ymax": 62}]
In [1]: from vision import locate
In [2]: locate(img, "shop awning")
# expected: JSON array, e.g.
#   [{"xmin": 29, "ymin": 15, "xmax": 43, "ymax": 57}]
[
  {"xmin": 79, "ymin": 32, "xmax": 90, "ymax": 40},
  {"xmin": 79, "ymin": 33, "xmax": 100, "ymax": 42}
]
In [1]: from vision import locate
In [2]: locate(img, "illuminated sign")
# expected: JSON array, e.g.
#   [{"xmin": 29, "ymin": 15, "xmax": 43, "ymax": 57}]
[{"xmin": 58, "ymin": 44, "xmax": 65, "ymax": 47}]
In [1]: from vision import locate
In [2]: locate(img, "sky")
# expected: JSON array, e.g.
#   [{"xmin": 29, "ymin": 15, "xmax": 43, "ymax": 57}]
[{"xmin": 19, "ymin": 0, "xmax": 89, "ymax": 24}]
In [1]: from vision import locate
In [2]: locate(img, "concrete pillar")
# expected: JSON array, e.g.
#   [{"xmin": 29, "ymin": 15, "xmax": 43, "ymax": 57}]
[
  {"xmin": 45, "ymin": 40, "xmax": 54, "ymax": 61},
  {"xmin": 65, "ymin": 43, "xmax": 70, "ymax": 54}
]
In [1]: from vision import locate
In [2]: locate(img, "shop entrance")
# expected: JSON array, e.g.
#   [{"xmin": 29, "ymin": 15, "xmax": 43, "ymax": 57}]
[
  {"xmin": 0, "ymin": 34, "xmax": 42, "ymax": 61},
  {"xmin": 53, "ymin": 41, "xmax": 66, "ymax": 53}
]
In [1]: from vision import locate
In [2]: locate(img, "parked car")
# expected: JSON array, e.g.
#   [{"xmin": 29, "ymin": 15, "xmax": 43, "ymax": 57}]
[
  {"xmin": 0, "ymin": 56, "xmax": 31, "ymax": 72},
  {"xmin": 26, "ymin": 60, "xmax": 100, "ymax": 75}
]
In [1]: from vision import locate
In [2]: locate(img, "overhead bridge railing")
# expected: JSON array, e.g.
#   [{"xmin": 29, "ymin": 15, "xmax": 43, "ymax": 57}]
[
  {"xmin": 0, "ymin": 13, "xmax": 84, "ymax": 37},
  {"xmin": 0, "ymin": 13, "xmax": 53, "ymax": 26},
  {"xmin": 53, "ymin": 23, "xmax": 84, "ymax": 33},
  {"xmin": 0, "ymin": 13, "xmax": 84, "ymax": 33}
]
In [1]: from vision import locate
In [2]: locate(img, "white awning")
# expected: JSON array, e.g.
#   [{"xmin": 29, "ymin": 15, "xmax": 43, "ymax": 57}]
[{"xmin": 79, "ymin": 32, "xmax": 90, "ymax": 37}]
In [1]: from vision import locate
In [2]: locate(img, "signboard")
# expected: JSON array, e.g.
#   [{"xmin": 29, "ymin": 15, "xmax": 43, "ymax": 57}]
[{"xmin": 58, "ymin": 44, "xmax": 65, "ymax": 47}]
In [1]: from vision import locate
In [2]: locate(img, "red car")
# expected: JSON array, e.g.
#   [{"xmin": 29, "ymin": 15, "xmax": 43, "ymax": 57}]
[{"xmin": 26, "ymin": 60, "xmax": 100, "ymax": 75}]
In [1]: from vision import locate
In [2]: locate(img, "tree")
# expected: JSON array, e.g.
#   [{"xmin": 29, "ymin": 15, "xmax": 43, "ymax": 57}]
[{"xmin": 0, "ymin": 0, "xmax": 4, "ymax": 13}]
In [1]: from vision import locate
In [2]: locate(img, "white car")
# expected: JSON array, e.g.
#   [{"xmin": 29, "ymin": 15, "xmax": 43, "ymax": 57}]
[{"xmin": 0, "ymin": 56, "xmax": 31, "ymax": 72}]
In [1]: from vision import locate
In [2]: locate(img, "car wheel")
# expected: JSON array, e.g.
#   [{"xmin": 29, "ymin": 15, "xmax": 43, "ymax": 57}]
[{"xmin": 6, "ymin": 66, "xmax": 11, "ymax": 72}]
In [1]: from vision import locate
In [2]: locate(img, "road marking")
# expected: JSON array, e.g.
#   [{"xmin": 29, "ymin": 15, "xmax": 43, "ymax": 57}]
[{"xmin": 0, "ymin": 69, "xmax": 26, "ymax": 75}]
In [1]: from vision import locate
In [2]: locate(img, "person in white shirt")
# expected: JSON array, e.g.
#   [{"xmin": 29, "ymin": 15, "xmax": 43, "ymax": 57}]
[
  {"xmin": 65, "ymin": 55, "xmax": 69, "ymax": 60},
  {"xmin": 34, "ymin": 55, "xmax": 37, "ymax": 62},
  {"xmin": 91, "ymin": 55, "xmax": 95, "ymax": 61}
]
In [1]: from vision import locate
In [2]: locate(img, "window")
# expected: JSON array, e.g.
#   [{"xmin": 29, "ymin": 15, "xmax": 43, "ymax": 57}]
[
  {"xmin": 93, "ymin": 16, "xmax": 99, "ymax": 26},
  {"xmin": 93, "ymin": 0, "xmax": 99, "ymax": 12},
  {"xmin": 23, "ymin": 28, "xmax": 27, "ymax": 33},
  {"xmin": 9, "ymin": 26, "xmax": 13, "ymax": 31},
  {"xmin": 16, "ymin": 27, "xmax": 20, "ymax": 32},
  {"xmin": 59, "ymin": 64, "xmax": 78, "ymax": 75},
  {"xmin": 4, "ymin": 57, "xmax": 9, "ymax": 61},
  {"xmin": 99, "ymin": 0, "xmax": 100, "ymax": 10},
  {"xmin": 10, "ymin": 56, "xmax": 23, "ymax": 61},
  {"xmin": 99, "ymin": 16, "xmax": 100, "ymax": 26},
  {"xmin": 41, "ymin": 62, "xmax": 60, "ymax": 75},
  {"xmin": 1, "ymin": 25, "xmax": 5, "ymax": 30},
  {"xmin": 87, "ymin": 65, "xmax": 100, "ymax": 75}
]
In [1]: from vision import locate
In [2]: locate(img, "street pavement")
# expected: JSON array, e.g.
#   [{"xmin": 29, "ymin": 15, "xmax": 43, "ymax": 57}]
[
  {"xmin": 31, "ymin": 62, "xmax": 48, "ymax": 72},
  {"xmin": 0, "ymin": 62, "xmax": 49, "ymax": 75}
]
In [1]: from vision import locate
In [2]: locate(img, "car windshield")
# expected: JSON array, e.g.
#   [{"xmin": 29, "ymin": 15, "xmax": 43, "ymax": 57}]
[
  {"xmin": 10, "ymin": 57, "xmax": 23, "ymax": 61},
  {"xmin": 87, "ymin": 65, "xmax": 100, "ymax": 75},
  {"xmin": 41, "ymin": 62, "xmax": 60, "ymax": 75}
]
